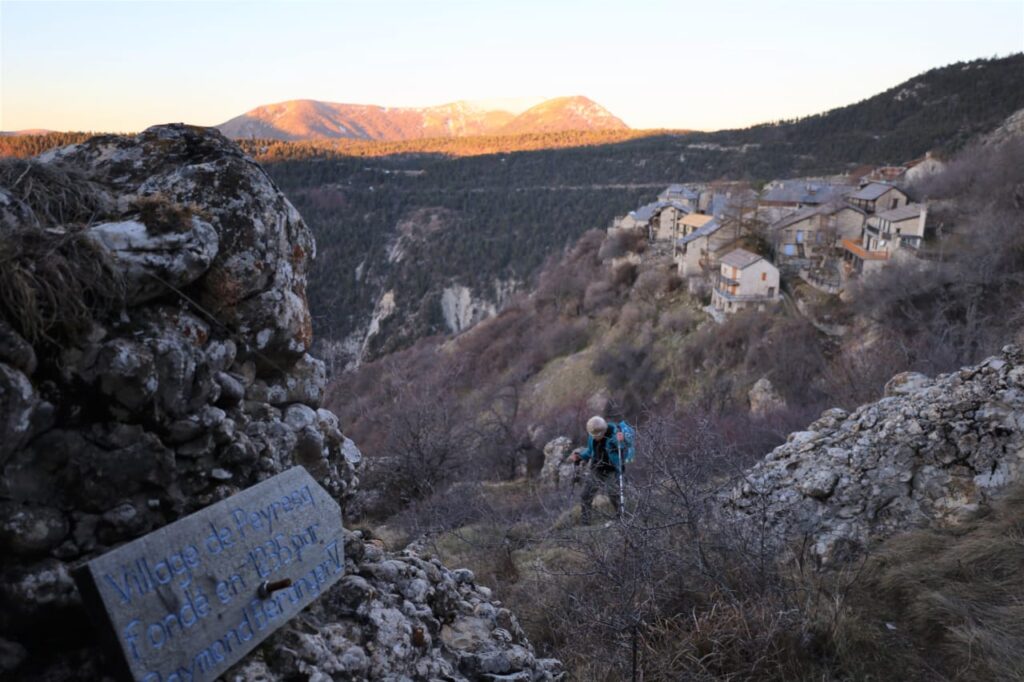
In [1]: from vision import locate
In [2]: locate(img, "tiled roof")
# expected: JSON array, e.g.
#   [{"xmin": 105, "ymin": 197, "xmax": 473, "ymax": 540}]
[
  {"xmin": 631, "ymin": 200, "xmax": 691, "ymax": 222},
  {"xmin": 850, "ymin": 182, "xmax": 901, "ymax": 201},
  {"xmin": 769, "ymin": 202, "xmax": 865, "ymax": 231},
  {"xmin": 875, "ymin": 203, "xmax": 924, "ymax": 222},
  {"xmin": 762, "ymin": 181, "xmax": 852, "ymax": 205},
  {"xmin": 682, "ymin": 213, "xmax": 715, "ymax": 228},
  {"xmin": 769, "ymin": 206, "xmax": 819, "ymax": 231},
  {"xmin": 720, "ymin": 248, "xmax": 763, "ymax": 270},
  {"xmin": 660, "ymin": 184, "xmax": 700, "ymax": 200},
  {"xmin": 678, "ymin": 219, "xmax": 721, "ymax": 245},
  {"xmin": 842, "ymin": 238, "xmax": 889, "ymax": 261}
]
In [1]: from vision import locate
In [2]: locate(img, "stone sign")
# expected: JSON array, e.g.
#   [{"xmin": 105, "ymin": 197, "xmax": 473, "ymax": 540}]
[{"xmin": 73, "ymin": 466, "xmax": 345, "ymax": 682}]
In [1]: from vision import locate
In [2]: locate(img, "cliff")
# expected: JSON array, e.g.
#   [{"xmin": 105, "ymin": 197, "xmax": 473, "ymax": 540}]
[{"xmin": 0, "ymin": 125, "xmax": 560, "ymax": 680}]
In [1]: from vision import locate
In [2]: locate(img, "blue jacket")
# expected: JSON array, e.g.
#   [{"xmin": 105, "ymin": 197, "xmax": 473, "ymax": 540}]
[{"xmin": 580, "ymin": 426, "xmax": 626, "ymax": 472}]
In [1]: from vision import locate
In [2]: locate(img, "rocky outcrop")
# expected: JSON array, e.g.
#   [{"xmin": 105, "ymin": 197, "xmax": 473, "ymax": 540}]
[
  {"xmin": 0, "ymin": 125, "xmax": 558, "ymax": 680},
  {"xmin": 748, "ymin": 377, "xmax": 786, "ymax": 417},
  {"xmin": 540, "ymin": 437, "xmax": 577, "ymax": 489},
  {"xmin": 230, "ymin": 530, "xmax": 561, "ymax": 681},
  {"xmin": 727, "ymin": 345, "xmax": 1024, "ymax": 563}
]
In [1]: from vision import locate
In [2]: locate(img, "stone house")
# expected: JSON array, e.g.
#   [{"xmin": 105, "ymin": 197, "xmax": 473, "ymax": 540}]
[
  {"xmin": 864, "ymin": 203, "xmax": 928, "ymax": 251},
  {"xmin": 842, "ymin": 203, "xmax": 927, "ymax": 275},
  {"xmin": 675, "ymin": 218, "xmax": 743, "ymax": 279},
  {"xmin": 758, "ymin": 179, "xmax": 852, "ymax": 223},
  {"xmin": 847, "ymin": 182, "xmax": 909, "ymax": 214},
  {"xmin": 658, "ymin": 184, "xmax": 701, "ymax": 209},
  {"xmin": 711, "ymin": 249, "xmax": 780, "ymax": 314},
  {"xmin": 770, "ymin": 203, "xmax": 866, "ymax": 263},
  {"xmin": 614, "ymin": 199, "xmax": 692, "ymax": 241},
  {"xmin": 677, "ymin": 212, "xmax": 715, "ymax": 241}
]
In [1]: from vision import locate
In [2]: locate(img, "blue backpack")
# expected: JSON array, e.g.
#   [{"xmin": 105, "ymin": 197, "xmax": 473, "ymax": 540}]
[{"xmin": 608, "ymin": 421, "xmax": 636, "ymax": 464}]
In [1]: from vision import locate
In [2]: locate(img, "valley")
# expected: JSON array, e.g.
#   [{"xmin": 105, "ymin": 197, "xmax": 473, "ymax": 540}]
[{"xmin": 2, "ymin": 50, "xmax": 1024, "ymax": 682}]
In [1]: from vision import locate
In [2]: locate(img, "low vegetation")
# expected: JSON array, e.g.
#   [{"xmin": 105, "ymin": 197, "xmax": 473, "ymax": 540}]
[{"xmin": 329, "ymin": 134, "xmax": 1024, "ymax": 679}]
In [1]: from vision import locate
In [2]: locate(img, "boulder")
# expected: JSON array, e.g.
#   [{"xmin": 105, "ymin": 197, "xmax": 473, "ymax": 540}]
[
  {"xmin": 82, "ymin": 216, "xmax": 219, "ymax": 304},
  {"xmin": 540, "ymin": 437, "xmax": 578, "ymax": 489},
  {"xmin": 748, "ymin": 376, "xmax": 787, "ymax": 416},
  {"xmin": 40, "ymin": 124, "xmax": 315, "ymax": 366}
]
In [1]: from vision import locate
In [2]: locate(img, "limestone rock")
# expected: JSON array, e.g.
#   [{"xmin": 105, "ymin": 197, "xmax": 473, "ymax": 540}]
[
  {"xmin": 40, "ymin": 124, "xmax": 314, "ymax": 365},
  {"xmin": 0, "ymin": 126, "xmax": 556, "ymax": 681},
  {"xmin": 82, "ymin": 217, "xmax": 219, "ymax": 304},
  {"xmin": 748, "ymin": 377, "xmax": 787, "ymax": 416},
  {"xmin": 726, "ymin": 345, "xmax": 1024, "ymax": 564},
  {"xmin": 540, "ymin": 437, "xmax": 578, "ymax": 489},
  {"xmin": 225, "ymin": 531, "xmax": 563, "ymax": 681}
]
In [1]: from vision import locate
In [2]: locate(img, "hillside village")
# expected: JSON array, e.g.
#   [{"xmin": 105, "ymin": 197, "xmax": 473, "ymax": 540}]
[{"xmin": 611, "ymin": 153, "xmax": 943, "ymax": 318}]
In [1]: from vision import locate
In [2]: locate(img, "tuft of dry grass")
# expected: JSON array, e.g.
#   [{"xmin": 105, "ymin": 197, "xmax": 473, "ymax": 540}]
[
  {"xmin": 0, "ymin": 227, "xmax": 125, "ymax": 346},
  {"xmin": 864, "ymin": 482, "xmax": 1024, "ymax": 681},
  {"xmin": 131, "ymin": 194, "xmax": 198, "ymax": 234},
  {"xmin": 0, "ymin": 158, "xmax": 110, "ymax": 228}
]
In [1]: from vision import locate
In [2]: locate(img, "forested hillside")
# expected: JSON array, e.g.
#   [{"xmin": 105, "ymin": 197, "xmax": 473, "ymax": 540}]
[
  {"xmin": 3, "ymin": 55, "xmax": 1021, "ymax": 365},
  {"xmin": 324, "ymin": 133, "xmax": 1024, "ymax": 682}
]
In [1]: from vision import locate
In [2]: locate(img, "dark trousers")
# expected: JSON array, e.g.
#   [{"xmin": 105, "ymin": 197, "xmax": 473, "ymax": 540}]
[{"xmin": 580, "ymin": 466, "xmax": 621, "ymax": 523}]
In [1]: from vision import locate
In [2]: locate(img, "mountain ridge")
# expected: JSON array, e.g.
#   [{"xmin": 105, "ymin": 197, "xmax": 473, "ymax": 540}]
[{"xmin": 216, "ymin": 95, "xmax": 628, "ymax": 141}]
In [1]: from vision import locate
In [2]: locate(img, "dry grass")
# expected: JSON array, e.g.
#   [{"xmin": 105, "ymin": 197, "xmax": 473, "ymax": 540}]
[
  {"xmin": 0, "ymin": 158, "xmax": 109, "ymax": 228},
  {"xmin": 864, "ymin": 483, "xmax": 1024, "ymax": 681},
  {"xmin": 0, "ymin": 227, "xmax": 125, "ymax": 345},
  {"xmin": 402, "ymin": 474, "xmax": 1024, "ymax": 681},
  {"xmin": 131, "ymin": 194, "xmax": 199, "ymax": 234}
]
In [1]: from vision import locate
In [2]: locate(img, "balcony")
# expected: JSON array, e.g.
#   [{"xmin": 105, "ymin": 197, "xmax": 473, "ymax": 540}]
[
  {"xmin": 842, "ymin": 239, "xmax": 889, "ymax": 261},
  {"xmin": 714, "ymin": 287, "xmax": 776, "ymax": 303}
]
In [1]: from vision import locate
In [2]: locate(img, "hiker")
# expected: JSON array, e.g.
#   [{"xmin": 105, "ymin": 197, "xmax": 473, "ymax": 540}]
[{"xmin": 570, "ymin": 416, "xmax": 627, "ymax": 524}]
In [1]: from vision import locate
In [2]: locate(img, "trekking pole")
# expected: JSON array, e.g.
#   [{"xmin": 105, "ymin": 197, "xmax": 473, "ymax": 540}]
[
  {"xmin": 567, "ymin": 456, "xmax": 581, "ymax": 508},
  {"xmin": 616, "ymin": 439, "xmax": 626, "ymax": 521}
]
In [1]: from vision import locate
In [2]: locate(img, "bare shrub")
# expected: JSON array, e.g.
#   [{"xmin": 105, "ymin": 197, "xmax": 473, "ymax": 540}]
[
  {"xmin": 533, "ymin": 318, "xmax": 589, "ymax": 362},
  {"xmin": 592, "ymin": 331, "xmax": 663, "ymax": 415},
  {"xmin": 658, "ymin": 306, "xmax": 697, "ymax": 334},
  {"xmin": 598, "ymin": 230, "xmax": 647, "ymax": 261},
  {"xmin": 611, "ymin": 261, "xmax": 638, "ymax": 288},
  {"xmin": 632, "ymin": 268, "xmax": 671, "ymax": 298},
  {"xmin": 583, "ymin": 280, "xmax": 615, "ymax": 313}
]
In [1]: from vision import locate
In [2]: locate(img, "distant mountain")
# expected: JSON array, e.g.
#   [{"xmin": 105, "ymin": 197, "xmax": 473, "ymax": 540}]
[
  {"xmin": 216, "ymin": 96, "xmax": 627, "ymax": 141},
  {"xmin": 498, "ymin": 96, "xmax": 627, "ymax": 135}
]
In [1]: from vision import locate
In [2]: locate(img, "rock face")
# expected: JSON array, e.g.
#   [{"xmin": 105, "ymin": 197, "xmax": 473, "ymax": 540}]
[
  {"xmin": 540, "ymin": 437, "xmax": 578, "ymax": 489},
  {"xmin": 748, "ymin": 377, "xmax": 786, "ymax": 417},
  {"xmin": 727, "ymin": 346, "xmax": 1024, "ymax": 563},
  {"xmin": 230, "ymin": 531, "xmax": 561, "ymax": 681},
  {"xmin": 0, "ymin": 125, "xmax": 559, "ymax": 680}
]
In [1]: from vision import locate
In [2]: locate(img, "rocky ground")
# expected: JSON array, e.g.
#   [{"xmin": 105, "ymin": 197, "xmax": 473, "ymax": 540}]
[
  {"xmin": 726, "ymin": 345, "xmax": 1024, "ymax": 563},
  {"xmin": 0, "ymin": 125, "xmax": 561, "ymax": 681}
]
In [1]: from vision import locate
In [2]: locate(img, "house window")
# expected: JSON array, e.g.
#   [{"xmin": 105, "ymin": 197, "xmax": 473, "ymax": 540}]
[
  {"xmin": 783, "ymin": 244, "xmax": 796, "ymax": 256},
  {"xmin": 767, "ymin": 287, "xmax": 775, "ymax": 297},
  {"xmin": 796, "ymin": 230, "xmax": 805, "ymax": 243},
  {"xmin": 890, "ymin": 197, "xmax": 899, "ymax": 209},
  {"xmin": 761, "ymin": 272, "xmax": 767, "ymax": 281}
]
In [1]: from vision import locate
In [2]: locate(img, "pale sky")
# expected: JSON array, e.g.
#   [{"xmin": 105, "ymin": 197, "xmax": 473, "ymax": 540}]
[{"xmin": 2, "ymin": 0, "xmax": 1022, "ymax": 133}]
